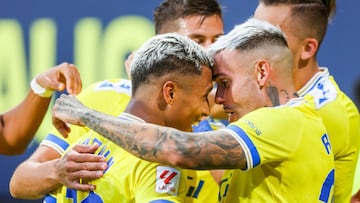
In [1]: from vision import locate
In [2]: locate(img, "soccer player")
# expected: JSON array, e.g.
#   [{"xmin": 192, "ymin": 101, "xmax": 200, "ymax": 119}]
[
  {"xmin": 0, "ymin": 62, "xmax": 81, "ymax": 155},
  {"xmin": 15, "ymin": 33, "xmax": 214, "ymax": 202},
  {"xmin": 10, "ymin": 0, "xmax": 224, "ymax": 202},
  {"xmin": 154, "ymin": 1, "xmax": 226, "ymax": 201},
  {"xmin": 52, "ymin": 18, "xmax": 335, "ymax": 202},
  {"xmin": 254, "ymin": 1, "xmax": 360, "ymax": 202}
]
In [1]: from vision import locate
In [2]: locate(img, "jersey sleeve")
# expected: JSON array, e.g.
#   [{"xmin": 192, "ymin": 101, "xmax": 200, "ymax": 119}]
[{"xmin": 224, "ymin": 107, "xmax": 301, "ymax": 170}]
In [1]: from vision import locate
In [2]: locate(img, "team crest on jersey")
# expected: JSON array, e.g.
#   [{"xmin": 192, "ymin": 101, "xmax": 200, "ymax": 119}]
[
  {"xmin": 155, "ymin": 166, "xmax": 181, "ymax": 196},
  {"xmin": 309, "ymin": 77, "xmax": 337, "ymax": 109},
  {"xmin": 95, "ymin": 79, "xmax": 131, "ymax": 95}
]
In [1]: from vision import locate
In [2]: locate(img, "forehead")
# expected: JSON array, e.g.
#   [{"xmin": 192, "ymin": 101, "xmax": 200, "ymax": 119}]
[
  {"xmin": 200, "ymin": 66, "xmax": 213, "ymax": 85},
  {"xmin": 254, "ymin": 4, "xmax": 290, "ymax": 29},
  {"xmin": 176, "ymin": 14, "xmax": 224, "ymax": 37},
  {"xmin": 212, "ymin": 50, "xmax": 241, "ymax": 79},
  {"xmin": 186, "ymin": 66, "xmax": 213, "ymax": 93}
]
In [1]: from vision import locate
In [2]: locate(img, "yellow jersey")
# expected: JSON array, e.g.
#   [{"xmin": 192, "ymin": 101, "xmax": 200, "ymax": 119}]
[
  {"xmin": 298, "ymin": 68, "xmax": 360, "ymax": 202},
  {"xmin": 44, "ymin": 113, "xmax": 187, "ymax": 203},
  {"xmin": 218, "ymin": 98, "xmax": 334, "ymax": 202},
  {"xmin": 41, "ymin": 78, "xmax": 220, "ymax": 203},
  {"xmin": 41, "ymin": 78, "xmax": 132, "ymax": 153}
]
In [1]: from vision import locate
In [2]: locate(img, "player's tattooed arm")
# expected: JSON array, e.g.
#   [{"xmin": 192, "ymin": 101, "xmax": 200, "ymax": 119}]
[{"xmin": 53, "ymin": 94, "xmax": 247, "ymax": 170}]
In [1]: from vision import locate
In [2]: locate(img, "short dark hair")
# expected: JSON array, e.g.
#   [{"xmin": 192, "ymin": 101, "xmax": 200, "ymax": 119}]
[
  {"xmin": 130, "ymin": 33, "xmax": 213, "ymax": 94},
  {"xmin": 259, "ymin": 0, "xmax": 336, "ymax": 48},
  {"xmin": 154, "ymin": 0, "xmax": 223, "ymax": 34},
  {"xmin": 259, "ymin": 0, "xmax": 336, "ymax": 18}
]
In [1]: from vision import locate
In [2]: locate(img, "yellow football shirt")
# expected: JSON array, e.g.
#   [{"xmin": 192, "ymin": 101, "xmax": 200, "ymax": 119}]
[
  {"xmin": 218, "ymin": 98, "xmax": 334, "ymax": 202},
  {"xmin": 44, "ymin": 113, "xmax": 187, "ymax": 203},
  {"xmin": 41, "ymin": 78, "xmax": 132, "ymax": 153},
  {"xmin": 298, "ymin": 67, "xmax": 360, "ymax": 202},
  {"xmin": 41, "ymin": 78, "xmax": 220, "ymax": 202}
]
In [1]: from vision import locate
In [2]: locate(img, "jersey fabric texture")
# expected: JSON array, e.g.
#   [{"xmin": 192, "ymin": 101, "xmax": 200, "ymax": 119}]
[
  {"xmin": 43, "ymin": 113, "xmax": 186, "ymax": 203},
  {"xmin": 297, "ymin": 68, "xmax": 360, "ymax": 202},
  {"xmin": 41, "ymin": 78, "xmax": 132, "ymax": 154},
  {"xmin": 184, "ymin": 169, "xmax": 220, "ymax": 203},
  {"xmin": 218, "ymin": 98, "xmax": 335, "ymax": 203},
  {"xmin": 41, "ymin": 78, "xmax": 220, "ymax": 203}
]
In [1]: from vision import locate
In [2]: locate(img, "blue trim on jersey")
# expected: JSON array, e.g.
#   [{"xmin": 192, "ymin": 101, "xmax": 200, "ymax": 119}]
[
  {"xmin": 192, "ymin": 119, "xmax": 212, "ymax": 132},
  {"xmin": 319, "ymin": 169, "xmax": 335, "ymax": 202},
  {"xmin": 192, "ymin": 180, "xmax": 204, "ymax": 198},
  {"xmin": 44, "ymin": 133, "xmax": 70, "ymax": 151},
  {"xmin": 43, "ymin": 194, "xmax": 56, "ymax": 203},
  {"xmin": 227, "ymin": 125, "xmax": 261, "ymax": 167},
  {"xmin": 303, "ymin": 75, "xmax": 324, "ymax": 95},
  {"xmin": 149, "ymin": 200, "xmax": 174, "ymax": 203}
]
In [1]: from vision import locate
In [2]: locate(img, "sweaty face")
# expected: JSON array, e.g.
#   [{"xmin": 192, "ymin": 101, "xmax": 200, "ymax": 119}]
[
  {"xmin": 166, "ymin": 66, "xmax": 213, "ymax": 132},
  {"xmin": 176, "ymin": 14, "xmax": 224, "ymax": 48},
  {"xmin": 212, "ymin": 51, "xmax": 265, "ymax": 122}
]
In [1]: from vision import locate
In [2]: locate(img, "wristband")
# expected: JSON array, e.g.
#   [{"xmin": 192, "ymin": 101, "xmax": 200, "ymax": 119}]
[{"xmin": 30, "ymin": 77, "xmax": 54, "ymax": 98}]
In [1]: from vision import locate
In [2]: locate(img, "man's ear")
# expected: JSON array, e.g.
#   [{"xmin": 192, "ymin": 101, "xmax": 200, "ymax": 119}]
[
  {"xmin": 301, "ymin": 37, "xmax": 318, "ymax": 60},
  {"xmin": 156, "ymin": 81, "xmax": 176, "ymax": 111},
  {"xmin": 255, "ymin": 60, "xmax": 270, "ymax": 89},
  {"xmin": 162, "ymin": 81, "xmax": 176, "ymax": 105}
]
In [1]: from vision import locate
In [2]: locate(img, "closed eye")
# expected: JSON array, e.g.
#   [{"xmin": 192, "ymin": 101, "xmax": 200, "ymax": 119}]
[{"xmin": 217, "ymin": 80, "xmax": 229, "ymax": 89}]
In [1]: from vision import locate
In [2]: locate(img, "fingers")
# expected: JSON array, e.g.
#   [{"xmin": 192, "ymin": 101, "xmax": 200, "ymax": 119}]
[
  {"xmin": 69, "ymin": 181, "xmax": 97, "ymax": 191},
  {"xmin": 52, "ymin": 94, "xmax": 85, "ymax": 128},
  {"xmin": 52, "ymin": 116, "xmax": 70, "ymax": 138},
  {"xmin": 58, "ymin": 63, "xmax": 82, "ymax": 95},
  {"xmin": 57, "ymin": 144, "xmax": 108, "ymax": 191},
  {"xmin": 59, "ymin": 170, "xmax": 103, "ymax": 191},
  {"xmin": 64, "ymin": 144, "xmax": 107, "ymax": 172},
  {"xmin": 71, "ymin": 144, "xmax": 101, "ymax": 156},
  {"xmin": 35, "ymin": 62, "xmax": 82, "ymax": 95}
]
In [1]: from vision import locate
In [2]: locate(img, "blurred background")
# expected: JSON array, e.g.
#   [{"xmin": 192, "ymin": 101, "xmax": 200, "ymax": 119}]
[{"xmin": 0, "ymin": 0, "xmax": 359, "ymax": 202}]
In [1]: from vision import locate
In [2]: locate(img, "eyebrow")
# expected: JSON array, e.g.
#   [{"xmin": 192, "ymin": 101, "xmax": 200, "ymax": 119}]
[{"xmin": 212, "ymin": 72, "xmax": 226, "ymax": 81}]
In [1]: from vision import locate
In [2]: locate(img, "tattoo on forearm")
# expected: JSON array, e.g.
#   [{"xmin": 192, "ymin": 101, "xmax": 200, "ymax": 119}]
[{"xmin": 77, "ymin": 110, "xmax": 246, "ymax": 169}]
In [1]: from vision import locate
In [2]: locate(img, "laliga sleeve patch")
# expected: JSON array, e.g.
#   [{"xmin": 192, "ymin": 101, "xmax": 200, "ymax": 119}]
[{"xmin": 155, "ymin": 166, "xmax": 181, "ymax": 196}]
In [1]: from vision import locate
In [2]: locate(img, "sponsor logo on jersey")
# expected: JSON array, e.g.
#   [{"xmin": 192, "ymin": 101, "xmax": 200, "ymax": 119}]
[
  {"xmin": 309, "ymin": 76, "xmax": 337, "ymax": 109},
  {"xmin": 155, "ymin": 166, "xmax": 181, "ymax": 196},
  {"xmin": 95, "ymin": 79, "xmax": 132, "ymax": 95}
]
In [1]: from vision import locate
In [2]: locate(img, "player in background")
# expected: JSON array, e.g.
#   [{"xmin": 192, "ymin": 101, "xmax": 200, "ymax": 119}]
[
  {"xmin": 0, "ymin": 62, "xmax": 81, "ymax": 155},
  {"xmin": 52, "ymin": 18, "xmax": 335, "ymax": 203},
  {"xmin": 10, "ymin": 0, "xmax": 225, "ymax": 202},
  {"xmin": 254, "ymin": 1, "xmax": 360, "ymax": 202}
]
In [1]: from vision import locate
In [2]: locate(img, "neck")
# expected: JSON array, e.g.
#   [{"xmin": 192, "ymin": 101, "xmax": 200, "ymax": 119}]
[
  {"xmin": 293, "ymin": 58, "xmax": 320, "ymax": 91},
  {"xmin": 124, "ymin": 99, "xmax": 165, "ymax": 126}
]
